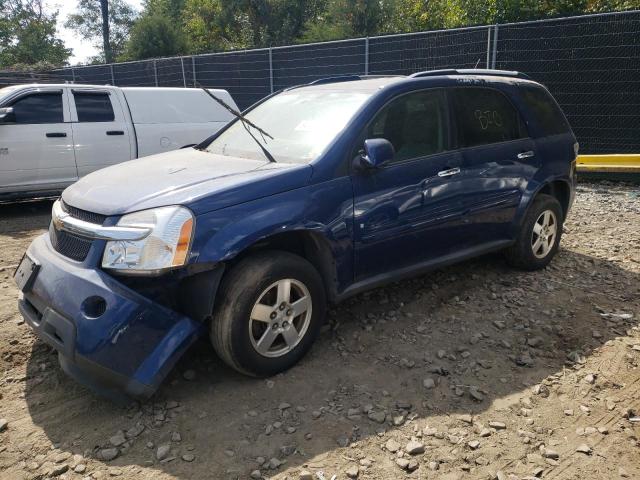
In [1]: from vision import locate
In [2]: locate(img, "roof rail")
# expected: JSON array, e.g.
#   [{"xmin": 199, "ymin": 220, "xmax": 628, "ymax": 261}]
[
  {"xmin": 409, "ymin": 69, "xmax": 530, "ymax": 79},
  {"xmin": 308, "ymin": 75, "xmax": 363, "ymax": 85}
]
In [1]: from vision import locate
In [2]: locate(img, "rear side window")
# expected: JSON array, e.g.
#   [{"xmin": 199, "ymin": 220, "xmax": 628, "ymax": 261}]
[
  {"xmin": 10, "ymin": 93, "xmax": 63, "ymax": 124},
  {"xmin": 452, "ymin": 88, "xmax": 527, "ymax": 148},
  {"xmin": 74, "ymin": 92, "xmax": 115, "ymax": 122},
  {"xmin": 365, "ymin": 89, "xmax": 449, "ymax": 163},
  {"xmin": 520, "ymin": 86, "xmax": 570, "ymax": 136}
]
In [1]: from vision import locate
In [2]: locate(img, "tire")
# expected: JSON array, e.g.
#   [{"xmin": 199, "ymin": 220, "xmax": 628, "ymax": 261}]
[
  {"xmin": 505, "ymin": 193, "xmax": 563, "ymax": 271},
  {"xmin": 210, "ymin": 251, "xmax": 326, "ymax": 377}
]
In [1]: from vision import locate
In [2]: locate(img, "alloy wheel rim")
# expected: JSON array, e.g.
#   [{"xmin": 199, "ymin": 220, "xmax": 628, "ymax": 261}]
[
  {"xmin": 249, "ymin": 279, "xmax": 312, "ymax": 358},
  {"xmin": 531, "ymin": 210, "xmax": 558, "ymax": 259}
]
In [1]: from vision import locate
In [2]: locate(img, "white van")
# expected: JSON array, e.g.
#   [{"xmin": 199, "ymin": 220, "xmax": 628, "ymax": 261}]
[{"xmin": 0, "ymin": 84, "xmax": 237, "ymax": 199}]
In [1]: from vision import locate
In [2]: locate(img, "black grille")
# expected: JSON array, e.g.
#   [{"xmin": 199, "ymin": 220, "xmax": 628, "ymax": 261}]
[
  {"xmin": 50, "ymin": 200, "xmax": 106, "ymax": 262},
  {"xmin": 61, "ymin": 200, "xmax": 107, "ymax": 225},
  {"xmin": 49, "ymin": 224, "xmax": 93, "ymax": 262}
]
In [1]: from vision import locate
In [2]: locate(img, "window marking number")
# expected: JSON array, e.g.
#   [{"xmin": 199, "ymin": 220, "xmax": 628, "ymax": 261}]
[{"xmin": 474, "ymin": 109, "xmax": 504, "ymax": 130}]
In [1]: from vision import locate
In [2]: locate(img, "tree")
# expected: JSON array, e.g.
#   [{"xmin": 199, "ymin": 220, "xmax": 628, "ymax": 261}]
[
  {"xmin": 302, "ymin": 0, "xmax": 395, "ymax": 43},
  {"xmin": 100, "ymin": 0, "xmax": 112, "ymax": 62},
  {"xmin": 143, "ymin": 0, "xmax": 187, "ymax": 21},
  {"xmin": 121, "ymin": 14, "xmax": 187, "ymax": 60},
  {"xmin": 65, "ymin": 0, "xmax": 137, "ymax": 63},
  {"xmin": 0, "ymin": 0, "xmax": 71, "ymax": 67},
  {"xmin": 131, "ymin": 0, "xmax": 640, "ymax": 56},
  {"xmin": 180, "ymin": 0, "xmax": 325, "ymax": 52}
]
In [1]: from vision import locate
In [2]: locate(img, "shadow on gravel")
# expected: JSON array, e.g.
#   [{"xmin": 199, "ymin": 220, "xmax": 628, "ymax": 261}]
[
  {"xmin": 0, "ymin": 199, "xmax": 53, "ymax": 237},
  {"xmin": 22, "ymin": 248, "xmax": 640, "ymax": 479}
]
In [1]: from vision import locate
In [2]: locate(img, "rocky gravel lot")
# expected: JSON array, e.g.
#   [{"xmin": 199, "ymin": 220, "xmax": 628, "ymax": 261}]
[{"xmin": 0, "ymin": 182, "xmax": 639, "ymax": 480}]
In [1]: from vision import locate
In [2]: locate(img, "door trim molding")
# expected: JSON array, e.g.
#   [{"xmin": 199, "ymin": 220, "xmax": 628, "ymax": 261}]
[{"xmin": 336, "ymin": 239, "xmax": 512, "ymax": 301}]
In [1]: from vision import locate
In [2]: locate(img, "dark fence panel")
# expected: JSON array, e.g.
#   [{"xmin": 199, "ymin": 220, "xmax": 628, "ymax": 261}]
[
  {"xmin": 70, "ymin": 64, "xmax": 112, "ymax": 85},
  {"xmin": 113, "ymin": 61, "xmax": 155, "ymax": 87},
  {"xmin": 156, "ymin": 58, "xmax": 187, "ymax": 87},
  {"xmin": 496, "ymin": 12, "xmax": 640, "ymax": 154},
  {"xmin": 369, "ymin": 26, "xmax": 490, "ymax": 75},
  {"xmin": 47, "ymin": 10, "xmax": 640, "ymax": 153},
  {"xmin": 272, "ymin": 39, "xmax": 366, "ymax": 91},
  {"xmin": 49, "ymin": 68, "xmax": 74, "ymax": 83},
  {"xmin": 196, "ymin": 50, "xmax": 271, "ymax": 109}
]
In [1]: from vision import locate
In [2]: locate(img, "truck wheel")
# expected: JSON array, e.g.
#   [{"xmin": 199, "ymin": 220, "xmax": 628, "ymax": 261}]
[
  {"xmin": 505, "ymin": 193, "xmax": 563, "ymax": 271},
  {"xmin": 210, "ymin": 251, "xmax": 326, "ymax": 377}
]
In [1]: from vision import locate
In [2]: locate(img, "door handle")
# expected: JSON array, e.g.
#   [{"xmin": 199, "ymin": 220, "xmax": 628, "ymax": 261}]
[
  {"xmin": 46, "ymin": 132, "xmax": 67, "ymax": 138},
  {"xmin": 517, "ymin": 150, "xmax": 535, "ymax": 159},
  {"xmin": 437, "ymin": 167, "xmax": 461, "ymax": 177},
  {"xmin": 106, "ymin": 130, "xmax": 125, "ymax": 136}
]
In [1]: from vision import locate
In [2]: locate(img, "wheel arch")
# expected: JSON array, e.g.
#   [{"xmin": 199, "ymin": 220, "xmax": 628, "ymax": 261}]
[
  {"xmin": 536, "ymin": 179, "xmax": 571, "ymax": 221},
  {"xmin": 512, "ymin": 177, "xmax": 572, "ymax": 238},
  {"xmin": 223, "ymin": 229, "xmax": 340, "ymax": 303}
]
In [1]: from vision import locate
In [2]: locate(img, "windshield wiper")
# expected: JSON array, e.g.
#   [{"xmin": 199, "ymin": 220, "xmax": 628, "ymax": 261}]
[{"xmin": 199, "ymin": 86, "xmax": 277, "ymax": 163}]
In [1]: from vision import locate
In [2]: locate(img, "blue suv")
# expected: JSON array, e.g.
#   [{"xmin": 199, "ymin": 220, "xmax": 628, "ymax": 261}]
[{"xmin": 15, "ymin": 70, "xmax": 577, "ymax": 399}]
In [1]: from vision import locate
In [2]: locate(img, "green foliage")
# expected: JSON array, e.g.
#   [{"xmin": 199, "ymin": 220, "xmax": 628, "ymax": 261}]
[
  {"xmin": 65, "ymin": 0, "xmax": 138, "ymax": 63},
  {"xmin": 181, "ymin": 0, "xmax": 237, "ymax": 52},
  {"xmin": 143, "ymin": 0, "xmax": 187, "ymax": 20},
  {"xmin": 120, "ymin": 0, "xmax": 640, "ymax": 61},
  {"xmin": 301, "ymin": 0, "xmax": 396, "ymax": 42},
  {"xmin": 177, "ymin": 0, "xmax": 325, "ymax": 53},
  {"xmin": 0, "ymin": 0, "xmax": 71, "ymax": 67},
  {"xmin": 121, "ymin": 14, "xmax": 187, "ymax": 60}
]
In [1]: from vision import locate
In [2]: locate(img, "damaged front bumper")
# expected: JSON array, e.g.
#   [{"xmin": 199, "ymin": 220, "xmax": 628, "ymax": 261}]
[{"xmin": 18, "ymin": 233, "xmax": 206, "ymax": 401}]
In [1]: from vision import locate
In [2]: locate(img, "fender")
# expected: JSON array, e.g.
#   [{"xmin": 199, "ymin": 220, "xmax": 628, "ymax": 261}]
[{"xmin": 191, "ymin": 177, "xmax": 356, "ymax": 296}]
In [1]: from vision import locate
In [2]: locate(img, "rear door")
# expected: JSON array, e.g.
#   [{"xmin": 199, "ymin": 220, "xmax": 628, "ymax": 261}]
[
  {"xmin": 351, "ymin": 89, "xmax": 468, "ymax": 281},
  {"xmin": 450, "ymin": 86, "xmax": 537, "ymax": 245},
  {"xmin": 69, "ymin": 89, "xmax": 133, "ymax": 177},
  {"xmin": 0, "ymin": 89, "xmax": 76, "ymax": 194}
]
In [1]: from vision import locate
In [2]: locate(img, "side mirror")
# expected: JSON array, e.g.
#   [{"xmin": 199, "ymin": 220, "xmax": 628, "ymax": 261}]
[
  {"xmin": 359, "ymin": 138, "xmax": 395, "ymax": 169},
  {"xmin": 0, "ymin": 107, "xmax": 14, "ymax": 122}
]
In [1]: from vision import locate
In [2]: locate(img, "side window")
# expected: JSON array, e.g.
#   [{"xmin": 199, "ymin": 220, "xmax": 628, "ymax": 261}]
[
  {"xmin": 73, "ymin": 92, "xmax": 115, "ymax": 122},
  {"xmin": 452, "ymin": 88, "xmax": 527, "ymax": 147},
  {"xmin": 10, "ymin": 93, "xmax": 63, "ymax": 124},
  {"xmin": 365, "ymin": 90, "xmax": 449, "ymax": 163},
  {"xmin": 520, "ymin": 86, "xmax": 570, "ymax": 136}
]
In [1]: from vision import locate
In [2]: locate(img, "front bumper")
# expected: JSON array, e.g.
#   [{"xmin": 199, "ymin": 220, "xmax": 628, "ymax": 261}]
[{"xmin": 19, "ymin": 233, "xmax": 205, "ymax": 400}]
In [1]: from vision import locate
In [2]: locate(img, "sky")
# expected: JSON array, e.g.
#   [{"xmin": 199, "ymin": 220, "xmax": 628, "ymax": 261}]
[{"xmin": 46, "ymin": 0, "xmax": 144, "ymax": 65}]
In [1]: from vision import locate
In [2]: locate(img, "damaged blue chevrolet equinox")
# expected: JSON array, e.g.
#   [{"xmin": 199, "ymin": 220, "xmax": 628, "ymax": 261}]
[{"xmin": 16, "ymin": 70, "xmax": 577, "ymax": 399}]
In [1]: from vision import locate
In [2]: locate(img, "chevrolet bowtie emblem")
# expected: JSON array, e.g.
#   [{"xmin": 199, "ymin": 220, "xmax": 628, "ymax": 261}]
[{"xmin": 52, "ymin": 210, "xmax": 69, "ymax": 229}]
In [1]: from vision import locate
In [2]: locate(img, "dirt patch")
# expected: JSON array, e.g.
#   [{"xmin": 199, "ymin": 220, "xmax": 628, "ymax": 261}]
[{"xmin": 0, "ymin": 183, "xmax": 639, "ymax": 480}]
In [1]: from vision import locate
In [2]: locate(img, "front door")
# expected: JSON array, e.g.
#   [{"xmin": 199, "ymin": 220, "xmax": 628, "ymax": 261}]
[
  {"xmin": 351, "ymin": 89, "xmax": 468, "ymax": 281},
  {"xmin": 0, "ymin": 89, "xmax": 77, "ymax": 194},
  {"xmin": 69, "ymin": 89, "xmax": 133, "ymax": 177}
]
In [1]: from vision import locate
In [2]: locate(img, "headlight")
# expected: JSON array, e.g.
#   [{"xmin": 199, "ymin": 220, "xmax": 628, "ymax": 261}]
[{"xmin": 102, "ymin": 206, "xmax": 194, "ymax": 274}]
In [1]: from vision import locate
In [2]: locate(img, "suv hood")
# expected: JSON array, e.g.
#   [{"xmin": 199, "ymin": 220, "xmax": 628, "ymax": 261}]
[{"xmin": 62, "ymin": 148, "xmax": 312, "ymax": 216}]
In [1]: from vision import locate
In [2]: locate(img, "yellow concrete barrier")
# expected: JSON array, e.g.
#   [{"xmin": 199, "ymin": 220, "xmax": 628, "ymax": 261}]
[{"xmin": 577, "ymin": 154, "xmax": 640, "ymax": 173}]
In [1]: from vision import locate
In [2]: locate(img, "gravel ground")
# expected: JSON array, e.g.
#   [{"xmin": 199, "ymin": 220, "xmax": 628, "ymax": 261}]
[{"xmin": 0, "ymin": 182, "xmax": 639, "ymax": 480}]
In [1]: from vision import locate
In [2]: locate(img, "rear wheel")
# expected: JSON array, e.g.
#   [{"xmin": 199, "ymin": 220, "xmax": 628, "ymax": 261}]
[
  {"xmin": 210, "ymin": 251, "xmax": 326, "ymax": 376},
  {"xmin": 505, "ymin": 193, "xmax": 563, "ymax": 270}
]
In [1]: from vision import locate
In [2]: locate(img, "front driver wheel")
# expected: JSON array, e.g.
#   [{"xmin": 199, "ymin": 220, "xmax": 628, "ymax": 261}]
[
  {"xmin": 210, "ymin": 251, "xmax": 326, "ymax": 377},
  {"xmin": 505, "ymin": 193, "xmax": 563, "ymax": 270}
]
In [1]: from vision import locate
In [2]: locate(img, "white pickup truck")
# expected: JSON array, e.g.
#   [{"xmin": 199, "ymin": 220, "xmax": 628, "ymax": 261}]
[{"xmin": 0, "ymin": 84, "xmax": 237, "ymax": 199}]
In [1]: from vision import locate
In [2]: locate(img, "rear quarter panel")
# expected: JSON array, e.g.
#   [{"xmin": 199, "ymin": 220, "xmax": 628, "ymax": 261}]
[{"xmin": 498, "ymin": 82, "xmax": 577, "ymax": 234}]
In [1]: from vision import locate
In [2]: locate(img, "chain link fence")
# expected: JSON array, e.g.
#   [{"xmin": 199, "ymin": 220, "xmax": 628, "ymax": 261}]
[{"xmin": 48, "ymin": 10, "xmax": 640, "ymax": 154}]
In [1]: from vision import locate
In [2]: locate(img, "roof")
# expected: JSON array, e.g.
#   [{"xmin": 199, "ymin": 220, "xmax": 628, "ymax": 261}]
[
  {"xmin": 285, "ymin": 70, "xmax": 537, "ymax": 95},
  {"xmin": 2, "ymin": 83, "xmax": 118, "ymax": 90},
  {"xmin": 286, "ymin": 76, "xmax": 404, "ymax": 93},
  {"xmin": 0, "ymin": 83, "xmax": 229, "ymax": 92}
]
